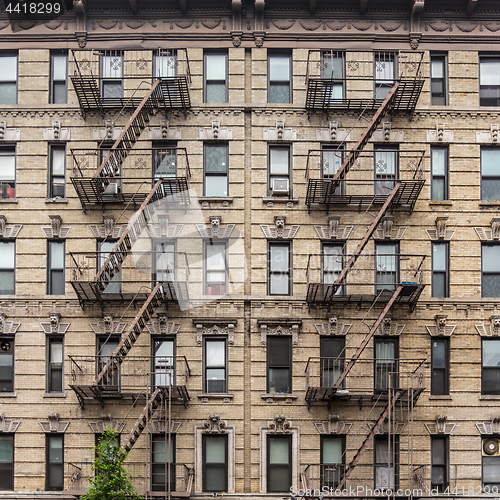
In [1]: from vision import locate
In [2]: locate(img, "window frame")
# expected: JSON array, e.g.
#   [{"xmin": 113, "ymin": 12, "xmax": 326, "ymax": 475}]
[
  {"xmin": 321, "ymin": 242, "xmax": 344, "ymax": 292},
  {"xmin": 321, "ymin": 434, "xmax": 345, "ymax": 490},
  {"xmin": 268, "ymin": 51, "xmax": 292, "ymax": 104},
  {"xmin": 374, "ymin": 435, "xmax": 399, "ymax": 489},
  {"xmin": 320, "ymin": 336, "xmax": 345, "ymax": 389},
  {"xmin": 268, "ymin": 241, "xmax": 291, "ymax": 296},
  {"xmin": 46, "ymin": 433, "xmax": 64, "ymax": 491},
  {"xmin": 481, "ymin": 147, "xmax": 500, "ymax": 201},
  {"xmin": 153, "ymin": 239, "xmax": 176, "ymax": 285},
  {"xmin": 48, "ymin": 144, "xmax": 66, "ymax": 199},
  {"xmin": 202, "ymin": 433, "xmax": 228, "ymax": 492},
  {"xmin": 431, "ymin": 435, "xmax": 449, "ymax": 492},
  {"xmin": 0, "ymin": 240, "xmax": 15, "ymax": 295},
  {"xmin": 430, "ymin": 52, "xmax": 448, "ymax": 106},
  {"xmin": 97, "ymin": 336, "xmax": 120, "ymax": 392},
  {"xmin": 432, "ymin": 242, "xmax": 449, "ymax": 298},
  {"xmin": 49, "ymin": 49, "xmax": 68, "ymax": 104},
  {"xmin": 482, "ymin": 444, "xmax": 500, "ymax": 491},
  {"xmin": 46, "ymin": 336, "xmax": 64, "ymax": 393},
  {"xmin": 0, "ymin": 52, "xmax": 18, "ymax": 105},
  {"xmin": 374, "ymin": 337, "xmax": 398, "ymax": 393},
  {"xmin": 268, "ymin": 144, "xmax": 292, "ymax": 197},
  {"xmin": 375, "ymin": 242, "xmax": 399, "ymax": 293},
  {"xmin": 321, "ymin": 143, "xmax": 344, "ymax": 194},
  {"xmin": 431, "ymin": 146, "xmax": 448, "ymax": 201},
  {"xmin": 479, "ymin": 54, "xmax": 500, "ymax": 107},
  {"xmin": 153, "ymin": 49, "xmax": 177, "ymax": 79},
  {"xmin": 431, "ymin": 337, "xmax": 449, "ymax": 396},
  {"xmin": 0, "ymin": 434, "xmax": 14, "ymax": 491},
  {"xmin": 151, "ymin": 336, "xmax": 176, "ymax": 389},
  {"xmin": 47, "ymin": 240, "xmax": 65, "ymax": 295},
  {"xmin": 100, "ymin": 51, "xmax": 124, "ymax": 99},
  {"xmin": 267, "ymin": 434, "xmax": 292, "ymax": 493},
  {"xmin": 321, "ymin": 50, "xmax": 345, "ymax": 100},
  {"xmin": 204, "ymin": 51, "xmax": 228, "ymax": 103},
  {"xmin": 482, "ymin": 339, "xmax": 500, "ymax": 395},
  {"xmin": 374, "ymin": 145, "xmax": 399, "ymax": 197},
  {"xmin": 152, "ymin": 433, "xmax": 176, "ymax": 492},
  {"xmin": 204, "ymin": 142, "xmax": 229, "ymax": 198},
  {"xmin": 374, "ymin": 52, "xmax": 396, "ymax": 100},
  {"xmin": 98, "ymin": 239, "xmax": 121, "ymax": 294},
  {"xmin": 153, "ymin": 142, "xmax": 178, "ymax": 181},
  {"xmin": 0, "ymin": 337, "xmax": 14, "ymax": 393},
  {"xmin": 482, "ymin": 244, "xmax": 500, "ymax": 298},
  {"xmin": 267, "ymin": 335, "xmax": 292, "ymax": 394},
  {"xmin": 204, "ymin": 240, "xmax": 228, "ymax": 296},
  {"xmin": 203, "ymin": 336, "xmax": 227, "ymax": 394},
  {"xmin": 0, "ymin": 146, "xmax": 16, "ymax": 201}
]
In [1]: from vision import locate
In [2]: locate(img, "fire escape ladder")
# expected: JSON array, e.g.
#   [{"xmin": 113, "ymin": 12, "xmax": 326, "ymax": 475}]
[
  {"xmin": 327, "ymin": 81, "xmax": 400, "ymax": 198},
  {"xmin": 336, "ymin": 389, "xmax": 404, "ymax": 490},
  {"xmin": 94, "ymin": 79, "xmax": 163, "ymax": 188},
  {"xmin": 414, "ymin": 470, "xmax": 431, "ymax": 495},
  {"xmin": 122, "ymin": 387, "xmax": 164, "ymax": 453},
  {"xmin": 95, "ymin": 282, "xmax": 164, "ymax": 387}
]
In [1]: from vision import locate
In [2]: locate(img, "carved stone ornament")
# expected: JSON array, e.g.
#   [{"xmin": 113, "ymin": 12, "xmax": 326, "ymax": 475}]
[
  {"xmin": 427, "ymin": 123, "xmax": 454, "ymax": 143},
  {"xmin": 147, "ymin": 419, "xmax": 182, "ymax": 434},
  {"xmin": 0, "ymin": 216, "xmax": 20, "ymax": 239},
  {"xmin": 261, "ymin": 216, "xmax": 300, "ymax": 240},
  {"xmin": 253, "ymin": 30, "xmax": 265, "ymax": 47},
  {"xmin": 365, "ymin": 418, "xmax": 405, "ymax": 435},
  {"xmin": 147, "ymin": 315, "xmax": 181, "ymax": 336},
  {"xmin": 383, "ymin": 122, "xmax": 391, "ymax": 141},
  {"xmin": 40, "ymin": 313, "xmax": 70, "ymax": 335},
  {"xmin": 0, "ymin": 121, "xmax": 20, "ymax": 142},
  {"xmin": 316, "ymin": 125, "xmax": 350, "ymax": 143},
  {"xmin": 476, "ymin": 124, "xmax": 500, "ymax": 144},
  {"xmin": 314, "ymin": 414, "xmax": 353, "ymax": 435},
  {"xmin": 196, "ymin": 219, "xmax": 235, "ymax": 239},
  {"xmin": 477, "ymin": 417, "xmax": 500, "ymax": 435},
  {"xmin": 263, "ymin": 121, "xmax": 297, "ymax": 141},
  {"xmin": 89, "ymin": 220, "xmax": 128, "ymax": 240},
  {"xmin": 258, "ymin": 319, "xmax": 301, "ymax": 346},
  {"xmin": 0, "ymin": 413, "xmax": 20, "ymax": 433},
  {"xmin": 147, "ymin": 219, "xmax": 184, "ymax": 239},
  {"xmin": 203, "ymin": 414, "xmax": 227, "ymax": 434},
  {"xmin": 199, "ymin": 120, "xmax": 232, "ymax": 140},
  {"xmin": 373, "ymin": 217, "xmax": 407, "ymax": 241},
  {"xmin": 75, "ymin": 31, "xmax": 87, "ymax": 48},
  {"xmin": 426, "ymin": 217, "xmax": 455, "ymax": 241},
  {"xmin": 0, "ymin": 313, "xmax": 20, "ymax": 336},
  {"xmin": 39, "ymin": 413, "xmax": 70, "ymax": 433},
  {"xmin": 425, "ymin": 415, "xmax": 456, "ymax": 435},
  {"xmin": 90, "ymin": 314, "xmax": 127, "ymax": 336},
  {"xmin": 88, "ymin": 414, "xmax": 126, "ymax": 434},
  {"xmin": 475, "ymin": 315, "xmax": 500, "ymax": 337},
  {"xmin": 475, "ymin": 219, "xmax": 500, "ymax": 241},
  {"xmin": 375, "ymin": 315, "xmax": 406, "ymax": 336},
  {"xmin": 148, "ymin": 120, "xmax": 181, "ymax": 141},
  {"xmin": 425, "ymin": 314, "xmax": 456, "ymax": 336},
  {"xmin": 194, "ymin": 318, "xmax": 237, "ymax": 345},
  {"xmin": 313, "ymin": 316, "xmax": 352, "ymax": 336},
  {"xmin": 492, "ymin": 124, "xmax": 499, "ymax": 143},
  {"xmin": 93, "ymin": 125, "xmax": 122, "ymax": 141},
  {"xmin": 231, "ymin": 30, "xmax": 243, "ymax": 47},
  {"xmin": 314, "ymin": 218, "xmax": 354, "ymax": 240},
  {"xmin": 43, "ymin": 121, "xmax": 70, "ymax": 141},
  {"xmin": 268, "ymin": 414, "xmax": 291, "ymax": 434},
  {"xmin": 41, "ymin": 215, "xmax": 71, "ymax": 239}
]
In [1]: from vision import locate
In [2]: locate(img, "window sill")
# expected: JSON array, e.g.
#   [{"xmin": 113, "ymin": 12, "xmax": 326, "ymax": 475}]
[
  {"xmin": 429, "ymin": 200, "xmax": 453, "ymax": 206},
  {"xmin": 262, "ymin": 196, "xmax": 299, "ymax": 205},
  {"xmin": 480, "ymin": 395, "xmax": 500, "ymax": 400},
  {"xmin": 0, "ymin": 392, "xmax": 16, "ymax": 398},
  {"xmin": 43, "ymin": 392, "xmax": 66, "ymax": 398},
  {"xmin": 479, "ymin": 201, "xmax": 500, "ymax": 207},
  {"xmin": 198, "ymin": 196, "xmax": 233, "ymax": 206},
  {"xmin": 261, "ymin": 393, "xmax": 298, "ymax": 403},
  {"xmin": 197, "ymin": 393, "xmax": 234, "ymax": 401},
  {"xmin": 0, "ymin": 198, "xmax": 18, "ymax": 203},
  {"xmin": 428, "ymin": 395, "xmax": 452, "ymax": 400},
  {"xmin": 45, "ymin": 197, "xmax": 68, "ymax": 204}
]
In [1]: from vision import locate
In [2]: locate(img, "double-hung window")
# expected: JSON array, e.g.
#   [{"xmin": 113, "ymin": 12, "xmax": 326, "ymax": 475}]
[
  {"xmin": 482, "ymin": 244, "xmax": 500, "ymax": 297},
  {"xmin": 97, "ymin": 337, "xmax": 120, "ymax": 392},
  {"xmin": 153, "ymin": 144, "xmax": 177, "ymax": 180},
  {"xmin": 268, "ymin": 242, "xmax": 291, "ymax": 295},
  {"xmin": 482, "ymin": 339, "xmax": 500, "ymax": 395},
  {"xmin": 374, "ymin": 52, "xmax": 396, "ymax": 100},
  {"xmin": 321, "ymin": 435, "xmax": 344, "ymax": 490},
  {"xmin": 47, "ymin": 337, "xmax": 63, "ymax": 393},
  {"xmin": 322, "ymin": 243, "xmax": 343, "ymax": 291},
  {"xmin": 98, "ymin": 240, "xmax": 121, "ymax": 294},
  {"xmin": 152, "ymin": 434, "xmax": 175, "ymax": 491},
  {"xmin": 432, "ymin": 242, "xmax": 449, "ymax": 298},
  {"xmin": 0, "ymin": 337, "xmax": 14, "ymax": 392},
  {"xmin": 204, "ymin": 52, "xmax": 227, "ymax": 103},
  {"xmin": 46, "ymin": 434, "xmax": 64, "ymax": 491},
  {"xmin": 430, "ymin": 53, "xmax": 447, "ymax": 105},
  {"xmin": 203, "ymin": 434, "xmax": 228, "ymax": 492},
  {"xmin": 431, "ymin": 338, "xmax": 449, "ymax": 396},
  {"xmin": 375, "ymin": 242, "xmax": 398, "ymax": 293},
  {"xmin": 375, "ymin": 436, "xmax": 398, "ymax": 489},
  {"xmin": 99, "ymin": 145, "xmax": 121, "ymax": 196},
  {"xmin": 269, "ymin": 145, "xmax": 291, "ymax": 196},
  {"xmin": 204, "ymin": 337, "xmax": 227, "ymax": 393},
  {"xmin": 47, "ymin": 241, "xmax": 65, "ymax": 295},
  {"xmin": 375, "ymin": 337, "xmax": 398, "ymax": 392},
  {"xmin": 101, "ymin": 51, "xmax": 123, "ymax": 99},
  {"xmin": 480, "ymin": 55, "xmax": 500, "ymax": 106},
  {"xmin": 268, "ymin": 52, "xmax": 292, "ymax": 103},
  {"xmin": 267, "ymin": 434, "xmax": 292, "ymax": 492},
  {"xmin": 321, "ymin": 51, "xmax": 344, "ymax": 100},
  {"xmin": 205, "ymin": 241, "xmax": 227, "ymax": 295},
  {"xmin": 431, "ymin": 146, "xmax": 448, "ymax": 200},
  {"xmin": 320, "ymin": 336, "xmax": 344, "ymax": 388},
  {"xmin": 0, "ymin": 434, "xmax": 14, "ymax": 490},
  {"xmin": 152, "ymin": 338, "xmax": 175, "ymax": 388},
  {"xmin": 374, "ymin": 145, "xmax": 398, "ymax": 196},
  {"xmin": 0, "ymin": 241, "xmax": 14, "ymax": 294},
  {"xmin": 481, "ymin": 148, "xmax": 500, "ymax": 201},
  {"xmin": 431, "ymin": 436, "xmax": 449, "ymax": 492},
  {"xmin": 204, "ymin": 143, "xmax": 228, "ymax": 197},
  {"xmin": 321, "ymin": 145, "xmax": 343, "ymax": 195},
  {"xmin": 50, "ymin": 50, "xmax": 67, "ymax": 104},
  {"xmin": 49, "ymin": 145, "xmax": 65, "ymax": 198},
  {"xmin": 483, "ymin": 438, "xmax": 500, "ymax": 491},
  {"xmin": 0, "ymin": 147, "xmax": 15, "ymax": 200},
  {"xmin": 267, "ymin": 336, "xmax": 291, "ymax": 394},
  {"xmin": 0, "ymin": 53, "xmax": 17, "ymax": 105},
  {"xmin": 154, "ymin": 50, "xmax": 177, "ymax": 79},
  {"xmin": 154, "ymin": 240, "xmax": 175, "ymax": 285}
]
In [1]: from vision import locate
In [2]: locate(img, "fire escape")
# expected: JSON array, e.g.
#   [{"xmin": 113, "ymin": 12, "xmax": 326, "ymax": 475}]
[
  {"xmin": 303, "ymin": 50, "xmax": 426, "ymax": 492},
  {"xmin": 67, "ymin": 50, "xmax": 193, "ymax": 498}
]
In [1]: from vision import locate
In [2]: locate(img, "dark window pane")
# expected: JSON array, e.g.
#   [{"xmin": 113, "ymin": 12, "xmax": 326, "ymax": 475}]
[
  {"xmin": 205, "ymin": 147, "xmax": 227, "ymax": 173},
  {"xmin": 268, "ymin": 338, "xmax": 290, "ymax": 365},
  {"xmin": 483, "ymin": 275, "xmax": 500, "ymax": 297},
  {"xmin": 432, "ymin": 341, "xmax": 446, "ymax": 368},
  {"xmin": 102, "ymin": 81, "xmax": 123, "ymax": 98},
  {"xmin": 269, "ymin": 84, "xmax": 290, "ymax": 103},
  {"xmin": 205, "ymin": 464, "xmax": 226, "ymax": 491},
  {"xmin": 482, "ymin": 179, "xmax": 500, "ymax": 201},
  {"xmin": 0, "ymin": 271, "xmax": 14, "ymax": 294},
  {"xmin": 52, "ymin": 82, "xmax": 66, "ymax": 104},
  {"xmin": 268, "ymin": 436, "xmax": 291, "ymax": 492},
  {"xmin": 431, "ymin": 369, "xmax": 446, "ymax": 395},
  {"xmin": 0, "ymin": 83, "xmax": 16, "ymax": 105},
  {"xmin": 484, "ymin": 456, "xmax": 500, "ymax": 482},
  {"xmin": 268, "ymin": 368, "xmax": 290, "ymax": 394},
  {"xmin": 432, "ymin": 273, "xmax": 446, "ymax": 298}
]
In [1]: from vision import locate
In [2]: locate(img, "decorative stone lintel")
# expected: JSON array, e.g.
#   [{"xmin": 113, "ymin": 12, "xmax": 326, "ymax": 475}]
[
  {"xmin": 476, "ymin": 124, "xmax": 499, "ymax": 144},
  {"xmin": 90, "ymin": 314, "xmax": 127, "ymax": 336},
  {"xmin": 147, "ymin": 315, "xmax": 181, "ymax": 336},
  {"xmin": 43, "ymin": 121, "xmax": 70, "ymax": 141},
  {"xmin": 425, "ymin": 415, "xmax": 456, "ymax": 435},
  {"xmin": 263, "ymin": 121, "xmax": 297, "ymax": 141},
  {"xmin": 40, "ymin": 313, "xmax": 70, "ymax": 335},
  {"xmin": 260, "ymin": 216, "xmax": 300, "ymax": 240},
  {"xmin": 148, "ymin": 121, "xmax": 181, "ymax": 141},
  {"xmin": 88, "ymin": 414, "xmax": 126, "ymax": 434},
  {"xmin": 315, "ymin": 125, "xmax": 350, "ymax": 143},
  {"xmin": 365, "ymin": 419, "xmax": 406, "ymax": 435},
  {"xmin": 425, "ymin": 314, "xmax": 456, "ymax": 336},
  {"xmin": 427, "ymin": 124, "xmax": 453, "ymax": 143},
  {"xmin": 375, "ymin": 315, "xmax": 405, "ymax": 336},
  {"xmin": 313, "ymin": 316, "xmax": 351, "ymax": 336},
  {"xmin": 372, "ymin": 217, "xmax": 407, "ymax": 241},
  {"xmin": 0, "ymin": 313, "xmax": 20, "ymax": 335},
  {"xmin": 314, "ymin": 217, "xmax": 354, "ymax": 240},
  {"xmin": 258, "ymin": 318, "xmax": 302, "ymax": 346},
  {"xmin": 0, "ymin": 413, "xmax": 20, "ymax": 433},
  {"xmin": 147, "ymin": 419, "xmax": 182, "ymax": 434},
  {"xmin": 0, "ymin": 121, "xmax": 20, "ymax": 142},
  {"xmin": 314, "ymin": 415, "xmax": 353, "ymax": 435},
  {"xmin": 39, "ymin": 413, "xmax": 69, "ymax": 433},
  {"xmin": 41, "ymin": 215, "xmax": 71, "ymax": 239},
  {"xmin": 199, "ymin": 120, "xmax": 232, "ymax": 140},
  {"xmin": 93, "ymin": 126, "xmax": 123, "ymax": 141},
  {"xmin": 196, "ymin": 220, "xmax": 235, "ymax": 239},
  {"xmin": 261, "ymin": 394, "xmax": 298, "ymax": 403},
  {"xmin": 477, "ymin": 417, "xmax": 500, "ymax": 435},
  {"xmin": 476, "ymin": 315, "xmax": 500, "ymax": 337},
  {"xmin": 426, "ymin": 217, "xmax": 455, "ymax": 241},
  {"xmin": 268, "ymin": 414, "xmax": 292, "ymax": 433},
  {"xmin": 371, "ymin": 127, "xmax": 404, "ymax": 143},
  {"xmin": 193, "ymin": 318, "xmax": 237, "ymax": 345},
  {"xmin": 202, "ymin": 414, "xmax": 228, "ymax": 434},
  {"xmin": 0, "ymin": 216, "xmax": 22, "ymax": 239}
]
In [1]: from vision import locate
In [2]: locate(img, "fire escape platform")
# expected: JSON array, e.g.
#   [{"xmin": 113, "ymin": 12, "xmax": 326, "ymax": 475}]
[
  {"xmin": 305, "ymin": 386, "xmax": 425, "ymax": 405},
  {"xmin": 69, "ymin": 384, "xmax": 189, "ymax": 403}
]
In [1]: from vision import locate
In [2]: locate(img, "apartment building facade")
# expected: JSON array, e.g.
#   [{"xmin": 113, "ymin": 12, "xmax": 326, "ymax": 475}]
[{"xmin": 0, "ymin": 0, "xmax": 500, "ymax": 498}]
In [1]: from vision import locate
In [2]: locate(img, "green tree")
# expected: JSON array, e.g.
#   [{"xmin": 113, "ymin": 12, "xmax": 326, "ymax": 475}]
[{"xmin": 82, "ymin": 428, "xmax": 143, "ymax": 500}]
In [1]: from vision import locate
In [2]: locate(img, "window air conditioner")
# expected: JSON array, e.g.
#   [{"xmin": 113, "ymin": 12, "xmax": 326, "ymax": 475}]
[
  {"xmin": 271, "ymin": 178, "xmax": 289, "ymax": 195},
  {"xmin": 483, "ymin": 438, "xmax": 500, "ymax": 456},
  {"xmin": 103, "ymin": 182, "xmax": 119, "ymax": 195}
]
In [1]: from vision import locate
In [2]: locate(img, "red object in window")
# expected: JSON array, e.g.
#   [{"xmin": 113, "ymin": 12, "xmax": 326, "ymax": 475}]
[{"xmin": 7, "ymin": 187, "xmax": 15, "ymax": 198}]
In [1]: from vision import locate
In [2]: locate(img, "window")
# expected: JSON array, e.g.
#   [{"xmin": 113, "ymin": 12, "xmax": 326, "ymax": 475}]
[
  {"xmin": 321, "ymin": 144, "xmax": 344, "ymax": 195},
  {"xmin": 98, "ymin": 145, "xmax": 121, "ymax": 196},
  {"xmin": 431, "ymin": 436, "xmax": 449, "ymax": 492},
  {"xmin": 375, "ymin": 242, "xmax": 398, "ymax": 293},
  {"xmin": 268, "ymin": 145, "xmax": 291, "ymax": 197},
  {"xmin": 480, "ymin": 55, "xmax": 500, "ymax": 106},
  {"xmin": 322, "ymin": 243, "xmax": 343, "ymax": 290},
  {"xmin": 153, "ymin": 240, "xmax": 175, "ymax": 285},
  {"xmin": 482, "ymin": 244, "xmax": 500, "ymax": 297},
  {"xmin": 483, "ymin": 441, "xmax": 500, "ymax": 491},
  {"xmin": 204, "ymin": 52, "xmax": 227, "ymax": 103},
  {"xmin": 0, "ymin": 337, "xmax": 14, "ymax": 392},
  {"xmin": 152, "ymin": 434, "xmax": 175, "ymax": 491},
  {"xmin": 432, "ymin": 242, "xmax": 449, "ymax": 297},
  {"xmin": 375, "ymin": 436, "xmax": 398, "ymax": 489},
  {"xmin": 47, "ymin": 337, "xmax": 63, "ymax": 393},
  {"xmin": 320, "ymin": 336, "xmax": 344, "ymax": 388},
  {"xmin": 50, "ymin": 50, "xmax": 67, "ymax": 104},
  {"xmin": 375, "ymin": 337, "xmax": 398, "ymax": 392},
  {"xmin": 267, "ymin": 336, "xmax": 291, "ymax": 394},
  {"xmin": 321, "ymin": 51, "xmax": 344, "ymax": 99},
  {"xmin": 47, "ymin": 241, "xmax": 65, "ymax": 295},
  {"xmin": 154, "ymin": 50, "xmax": 177, "ymax": 78},
  {"xmin": 98, "ymin": 240, "xmax": 121, "ymax": 293},
  {"xmin": 482, "ymin": 339, "xmax": 500, "ymax": 395},
  {"xmin": 0, "ymin": 434, "xmax": 13, "ymax": 490},
  {"xmin": 152, "ymin": 338, "xmax": 175, "ymax": 388},
  {"xmin": 430, "ymin": 53, "xmax": 447, "ymax": 105},
  {"xmin": 0, "ymin": 147, "xmax": 16, "ymax": 200},
  {"xmin": 374, "ymin": 145, "xmax": 398, "ymax": 196},
  {"xmin": 431, "ymin": 146, "xmax": 448, "ymax": 200},
  {"xmin": 153, "ymin": 144, "xmax": 177, "ymax": 180},
  {"xmin": 321, "ymin": 435, "xmax": 344, "ymax": 489},
  {"xmin": 204, "ymin": 144, "xmax": 228, "ymax": 197},
  {"xmin": 204, "ymin": 337, "xmax": 227, "ymax": 393},
  {"xmin": 374, "ymin": 52, "xmax": 396, "ymax": 100},
  {"xmin": 204, "ymin": 241, "xmax": 227, "ymax": 295},
  {"xmin": 46, "ymin": 434, "xmax": 63, "ymax": 491},
  {"xmin": 267, "ymin": 435, "xmax": 291, "ymax": 492},
  {"xmin": 203, "ymin": 434, "xmax": 228, "ymax": 492},
  {"xmin": 48, "ymin": 145, "xmax": 65, "ymax": 199},
  {"xmin": 431, "ymin": 338, "xmax": 449, "ymax": 396},
  {"xmin": 0, "ymin": 241, "xmax": 14, "ymax": 294},
  {"xmin": 101, "ymin": 51, "xmax": 123, "ymax": 98},
  {"xmin": 481, "ymin": 148, "xmax": 500, "ymax": 201},
  {"xmin": 0, "ymin": 53, "xmax": 17, "ymax": 105},
  {"xmin": 268, "ymin": 52, "xmax": 292, "ymax": 103},
  {"xmin": 97, "ymin": 337, "xmax": 120, "ymax": 391},
  {"xmin": 268, "ymin": 242, "xmax": 291, "ymax": 295}
]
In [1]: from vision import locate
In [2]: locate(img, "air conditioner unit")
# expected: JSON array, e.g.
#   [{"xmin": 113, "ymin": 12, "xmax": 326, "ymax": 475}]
[
  {"xmin": 0, "ymin": 339, "xmax": 14, "ymax": 354},
  {"xmin": 271, "ymin": 178, "xmax": 289, "ymax": 195},
  {"xmin": 103, "ymin": 182, "xmax": 119, "ymax": 195},
  {"xmin": 483, "ymin": 438, "xmax": 500, "ymax": 456}
]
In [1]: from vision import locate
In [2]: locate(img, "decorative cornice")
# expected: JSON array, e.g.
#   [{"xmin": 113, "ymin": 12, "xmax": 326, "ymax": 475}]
[
  {"xmin": 0, "ymin": 413, "xmax": 20, "ymax": 433},
  {"xmin": 313, "ymin": 316, "xmax": 351, "ymax": 336},
  {"xmin": 88, "ymin": 414, "xmax": 126, "ymax": 434},
  {"xmin": 193, "ymin": 318, "xmax": 237, "ymax": 345},
  {"xmin": 261, "ymin": 216, "xmax": 299, "ymax": 240},
  {"xmin": 40, "ymin": 313, "xmax": 70, "ymax": 335},
  {"xmin": 39, "ymin": 413, "xmax": 69, "ymax": 433},
  {"xmin": 258, "ymin": 318, "xmax": 301, "ymax": 346},
  {"xmin": 314, "ymin": 414, "xmax": 352, "ymax": 435}
]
